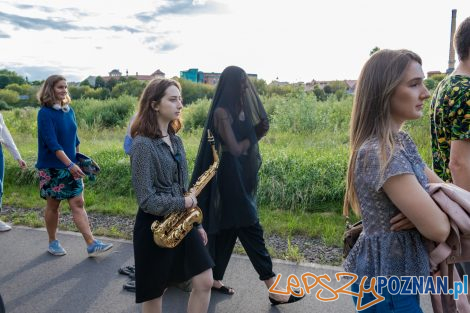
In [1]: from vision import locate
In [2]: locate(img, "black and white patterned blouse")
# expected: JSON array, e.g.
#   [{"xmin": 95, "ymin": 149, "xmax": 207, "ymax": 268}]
[{"xmin": 130, "ymin": 134, "xmax": 188, "ymax": 216}]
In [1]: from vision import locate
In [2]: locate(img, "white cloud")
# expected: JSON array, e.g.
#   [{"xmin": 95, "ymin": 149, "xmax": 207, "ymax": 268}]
[{"xmin": 0, "ymin": 0, "xmax": 468, "ymax": 82}]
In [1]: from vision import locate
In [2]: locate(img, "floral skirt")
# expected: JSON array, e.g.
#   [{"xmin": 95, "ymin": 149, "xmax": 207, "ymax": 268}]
[{"xmin": 38, "ymin": 168, "xmax": 83, "ymax": 200}]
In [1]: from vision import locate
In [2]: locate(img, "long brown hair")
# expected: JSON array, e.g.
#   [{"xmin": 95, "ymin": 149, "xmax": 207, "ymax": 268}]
[
  {"xmin": 130, "ymin": 79, "xmax": 182, "ymax": 139},
  {"xmin": 37, "ymin": 75, "xmax": 71, "ymax": 107},
  {"xmin": 343, "ymin": 49, "xmax": 422, "ymax": 216}
]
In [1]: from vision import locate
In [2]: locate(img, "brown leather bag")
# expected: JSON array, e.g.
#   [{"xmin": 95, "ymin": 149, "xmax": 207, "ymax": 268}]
[{"xmin": 342, "ymin": 216, "xmax": 363, "ymax": 259}]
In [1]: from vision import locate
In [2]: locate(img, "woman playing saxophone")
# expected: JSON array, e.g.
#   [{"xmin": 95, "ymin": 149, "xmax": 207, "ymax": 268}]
[{"xmin": 130, "ymin": 78, "xmax": 214, "ymax": 313}]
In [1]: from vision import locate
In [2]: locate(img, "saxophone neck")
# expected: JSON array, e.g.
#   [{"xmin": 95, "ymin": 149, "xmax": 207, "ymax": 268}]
[
  {"xmin": 207, "ymin": 129, "xmax": 219, "ymax": 163},
  {"xmin": 211, "ymin": 143, "xmax": 219, "ymax": 163},
  {"xmin": 187, "ymin": 130, "xmax": 219, "ymax": 197}
]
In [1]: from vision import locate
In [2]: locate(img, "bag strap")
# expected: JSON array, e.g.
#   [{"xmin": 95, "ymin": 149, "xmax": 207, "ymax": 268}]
[{"xmin": 343, "ymin": 196, "xmax": 350, "ymax": 228}]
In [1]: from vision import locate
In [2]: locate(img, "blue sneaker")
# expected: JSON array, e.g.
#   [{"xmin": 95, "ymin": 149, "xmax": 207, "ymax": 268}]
[
  {"xmin": 87, "ymin": 239, "xmax": 113, "ymax": 257},
  {"xmin": 48, "ymin": 240, "xmax": 67, "ymax": 256}
]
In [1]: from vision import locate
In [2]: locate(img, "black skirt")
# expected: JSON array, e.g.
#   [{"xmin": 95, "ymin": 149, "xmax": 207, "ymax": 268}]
[{"xmin": 133, "ymin": 209, "xmax": 214, "ymax": 303}]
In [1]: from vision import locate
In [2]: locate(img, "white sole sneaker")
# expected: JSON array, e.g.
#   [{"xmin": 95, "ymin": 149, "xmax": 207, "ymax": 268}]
[
  {"xmin": 48, "ymin": 248, "xmax": 67, "ymax": 256},
  {"xmin": 88, "ymin": 243, "xmax": 113, "ymax": 257},
  {"xmin": 0, "ymin": 221, "xmax": 12, "ymax": 232},
  {"xmin": 47, "ymin": 240, "xmax": 67, "ymax": 256}
]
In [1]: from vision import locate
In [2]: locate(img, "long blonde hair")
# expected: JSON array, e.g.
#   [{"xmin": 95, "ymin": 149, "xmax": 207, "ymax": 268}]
[{"xmin": 343, "ymin": 49, "xmax": 422, "ymax": 216}]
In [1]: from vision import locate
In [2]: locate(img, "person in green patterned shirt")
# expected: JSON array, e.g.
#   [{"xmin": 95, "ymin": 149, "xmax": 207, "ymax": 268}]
[
  {"xmin": 430, "ymin": 16, "xmax": 470, "ymax": 283},
  {"xmin": 431, "ymin": 16, "xmax": 470, "ymax": 190}
]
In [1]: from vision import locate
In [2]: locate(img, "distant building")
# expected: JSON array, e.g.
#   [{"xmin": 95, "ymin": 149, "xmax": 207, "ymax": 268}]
[
  {"xmin": 427, "ymin": 71, "xmax": 444, "ymax": 78},
  {"xmin": 84, "ymin": 76, "xmax": 96, "ymax": 86},
  {"xmin": 305, "ymin": 79, "xmax": 357, "ymax": 94},
  {"xmin": 269, "ymin": 80, "xmax": 290, "ymax": 87},
  {"xmin": 315, "ymin": 80, "xmax": 330, "ymax": 89},
  {"xmin": 304, "ymin": 79, "xmax": 328, "ymax": 91},
  {"xmin": 344, "ymin": 80, "xmax": 357, "ymax": 94},
  {"xmin": 180, "ymin": 69, "xmax": 204, "ymax": 83},
  {"xmin": 85, "ymin": 68, "xmax": 166, "ymax": 87},
  {"xmin": 304, "ymin": 81, "xmax": 316, "ymax": 92},
  {"xmin": 151, "ymin": 69, "xmax": 165, "ymax": 79},
  {"xmin": 180, "ymin": 68, "xmax": 257, "ymax": 86},
  {"xmin": 203, "ymin": 72, "xmax": 221, "ymax": 85},
  {"xmin": 109, "ymin": 69, "xmax": 122, "ymax": 77}
]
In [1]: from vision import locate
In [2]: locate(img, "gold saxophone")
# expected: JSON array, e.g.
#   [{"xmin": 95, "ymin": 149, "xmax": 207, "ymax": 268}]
[{"xmin": 151, "ymin": 130, "xmax": 219, "ymax": 248}]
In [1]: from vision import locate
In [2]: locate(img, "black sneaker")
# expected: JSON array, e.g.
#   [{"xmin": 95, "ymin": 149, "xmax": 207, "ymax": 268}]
[
  {"xmin": 118, "ymin": 265, "xmax": 135, "ymax": 276},
  {"xmin": 123, "ymin": 279, "xmax": 135, "ymax": 293}
]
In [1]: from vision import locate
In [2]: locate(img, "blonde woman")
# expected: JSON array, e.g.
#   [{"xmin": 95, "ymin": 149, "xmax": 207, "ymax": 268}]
[{"xmin": 343, "ymin": 49, "xmax": 450, "ymax": 312}]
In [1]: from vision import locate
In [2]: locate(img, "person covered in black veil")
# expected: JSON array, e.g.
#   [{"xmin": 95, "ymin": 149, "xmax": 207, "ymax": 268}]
[{"xmin": 191, "ymin": 66, "xmax": 304, "ymax": 305}]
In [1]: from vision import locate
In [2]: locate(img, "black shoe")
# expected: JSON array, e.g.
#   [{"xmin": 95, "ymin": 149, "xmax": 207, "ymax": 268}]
[
  {"xmin": 118, "ymin": 265, "xmax": 135, "ymax": 276},
  {"xmin": 211, "ymin": 285, "xmax": 235, "ymax": 295},
  {"xmin": 123, "ymin": 279, "xmax": 135, "ymax": 293},
  {"xmin": 269, "ymin": 294, "xmax": 305, "ymax": 306}
]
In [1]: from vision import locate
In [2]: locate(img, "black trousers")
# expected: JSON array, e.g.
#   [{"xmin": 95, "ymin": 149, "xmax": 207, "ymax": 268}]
[
  {"xmin": 208, "ymin": 221, "xmax": 276, "ymax": 281},
  {"xmin": 0, "ymin": 293, "xmax": 4, "ymax": 313}
]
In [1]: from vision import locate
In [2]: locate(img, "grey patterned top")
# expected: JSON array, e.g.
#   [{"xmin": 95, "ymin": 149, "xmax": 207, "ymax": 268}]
[
  {"xmin": 343, "ymin": 131, "xmax": 430, "ymax": 281},
  {"xmin": 130, "ymin": 134, "xmax": 188, "ymax": 216}
]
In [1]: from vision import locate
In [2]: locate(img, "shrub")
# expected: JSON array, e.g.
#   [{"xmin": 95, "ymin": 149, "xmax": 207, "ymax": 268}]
[
  {"xmin": 72, "ymin": 95, "xmax": 136, "ymax": 128},
  {"xmin": 5, "ymin": 108, "xmax": 37, "ymax": 136},
  {"xmin": 0, "ymin": 89, "xmax": 19, "ymax": 105},
  {"xmin": 183, "ymin": 98, "xmax": 211, "ymax": 131},
  {"xmin": 177, "ymin": 78, "xmax": 214, "ymax": 105},
  {"xmin": 0, "ymin": 100, "xmax": 10, "ymax": 110}
]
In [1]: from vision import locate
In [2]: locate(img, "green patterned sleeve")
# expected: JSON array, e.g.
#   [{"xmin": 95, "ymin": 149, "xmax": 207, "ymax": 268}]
[{"xmin": 450, "ymin": 84, "xmax": 470, "ymax": 141}]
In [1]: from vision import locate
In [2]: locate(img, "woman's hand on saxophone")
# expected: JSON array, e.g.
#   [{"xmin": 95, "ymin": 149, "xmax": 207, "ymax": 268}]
[{"xmin": 184, "ymin": 188, "xmax": 198, "ymax": 209}]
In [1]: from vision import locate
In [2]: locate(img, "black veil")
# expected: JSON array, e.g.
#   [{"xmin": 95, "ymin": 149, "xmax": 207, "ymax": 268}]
[{"xmin": 190, "ymin": 66, "xmax": 269, "ymax": 234}]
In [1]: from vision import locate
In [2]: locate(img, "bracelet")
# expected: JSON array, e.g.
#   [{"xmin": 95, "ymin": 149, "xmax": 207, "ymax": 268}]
[{"xmin": 66, "ymin": 162, "xmax": 75, "ymax": 170}]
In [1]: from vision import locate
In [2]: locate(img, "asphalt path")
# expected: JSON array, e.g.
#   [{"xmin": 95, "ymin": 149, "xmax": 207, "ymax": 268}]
[{"xmin": 0, "ymin": 226, "xmax": 434, "ymax": 312}]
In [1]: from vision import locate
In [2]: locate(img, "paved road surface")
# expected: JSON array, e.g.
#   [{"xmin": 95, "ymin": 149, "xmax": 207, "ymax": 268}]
[{"xmin": 0, "ymin": 227, "xmax": 434, "ymax": 312}]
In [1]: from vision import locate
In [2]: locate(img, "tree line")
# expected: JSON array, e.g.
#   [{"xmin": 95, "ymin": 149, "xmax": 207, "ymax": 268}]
[{"xmin": 0, "ymin": 68, "xmax": 404, "ymax": 109}]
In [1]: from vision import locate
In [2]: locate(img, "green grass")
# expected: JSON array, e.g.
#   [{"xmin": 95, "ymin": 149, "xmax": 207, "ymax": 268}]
[
  {"xmin": 92, "ymin": 226, "xmax": 131, "ymax": 240},
  {"xmin": 285, "ymin": 237, "xmax": 304, "ymax": 263},
  {"xmin": 3, "ymin": 183, "xmax": 137, "ymax": 216},
  {"xmin": 0, "ymin": 92, "xmax": 434, "ymax": 252},
  {"xmin": 258, "ymin": 206, "xmax": 356, "ymax": 247},
  {"xmin": 233, "ymin": 237, "xmax": 305, "ymax": 263},
  {"xmin": 2, "ymin": 185, "xmax": 346, "ymax": 248},
  {"xmin": 9, "ymin": 211, "xmax": 43, "ymax": 228}
]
